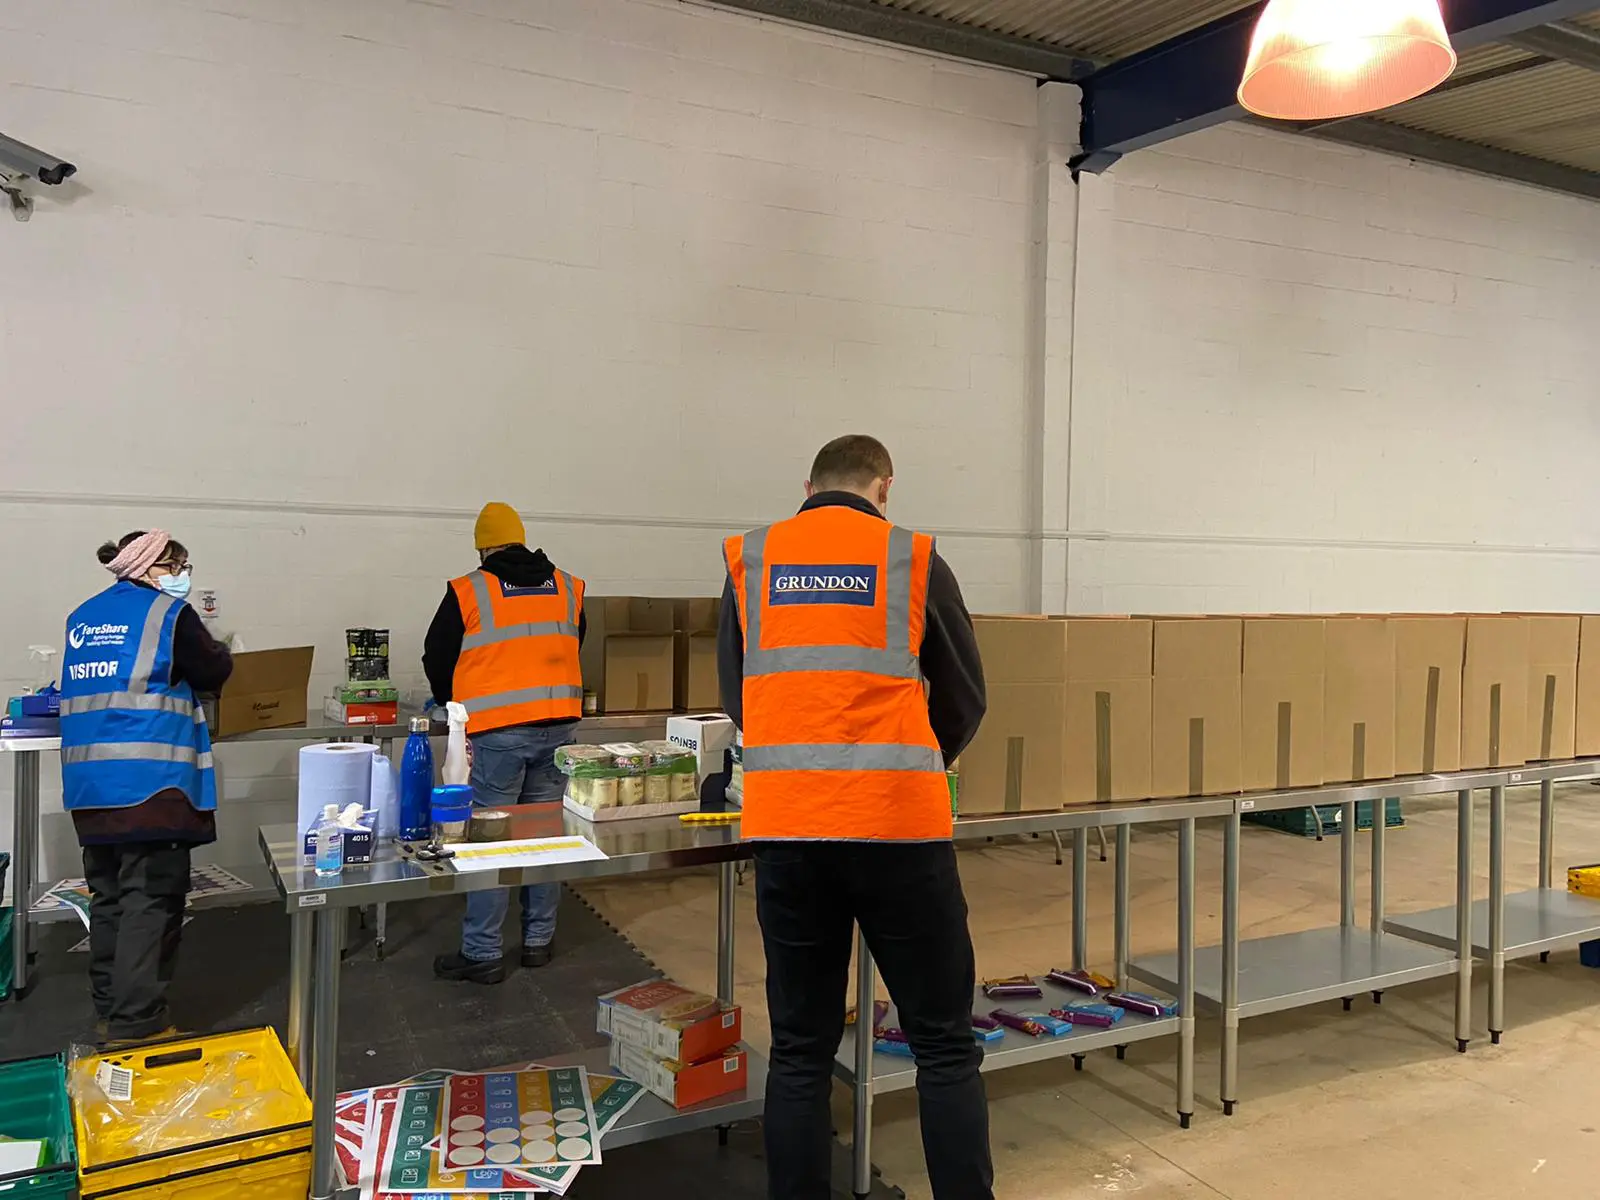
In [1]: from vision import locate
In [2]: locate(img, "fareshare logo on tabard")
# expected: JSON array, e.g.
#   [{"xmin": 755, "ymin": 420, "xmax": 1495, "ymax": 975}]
[
  {"xmin": 768, "ymin": 564, "xmax": 879, "ymax": 607},
  {"xmin": 68, "ymin": 621, "xmax": 130, "ymax": 651}
]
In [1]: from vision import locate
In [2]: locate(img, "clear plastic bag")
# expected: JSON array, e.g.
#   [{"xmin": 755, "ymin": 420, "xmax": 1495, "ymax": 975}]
[{"xmin": 67, "ymin": 1043, "xmax": 285, "ymax": 1160}]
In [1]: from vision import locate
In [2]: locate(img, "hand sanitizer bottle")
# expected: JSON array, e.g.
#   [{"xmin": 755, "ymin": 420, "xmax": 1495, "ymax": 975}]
[{"xmin": 315, "ymin": 804, "xmax": 344, "ymax": 878}]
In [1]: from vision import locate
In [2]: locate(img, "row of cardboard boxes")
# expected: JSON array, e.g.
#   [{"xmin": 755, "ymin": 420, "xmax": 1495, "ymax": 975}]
[{"xmin": 954, "ymin": 613, "xmax": 1600, "ymax": 814}]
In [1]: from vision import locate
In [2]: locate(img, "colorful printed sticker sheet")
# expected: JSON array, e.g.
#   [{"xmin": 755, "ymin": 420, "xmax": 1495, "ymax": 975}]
[
  {"xmin": 441, "ymin": 1068, "xmax": 602, "ymax": 1172},
  {"xmin": 341, "ymin": 1066, "xmax": 644, "ymax": 1198}
]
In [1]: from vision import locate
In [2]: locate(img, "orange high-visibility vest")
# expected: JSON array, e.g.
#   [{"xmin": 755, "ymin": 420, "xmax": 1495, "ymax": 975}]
[
  {"xmin": 725, "ymin": 505, "xmax": 950, "ymax": 841},
  {"xmin": 449, "ymin": 568, "xmax": 585, "ymax": 734}
]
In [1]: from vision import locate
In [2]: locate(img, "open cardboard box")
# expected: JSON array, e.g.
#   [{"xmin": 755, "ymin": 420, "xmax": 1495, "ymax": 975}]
[{"xmin": 202, "ymin": 646, "xmax": 314, "ymax": 736}]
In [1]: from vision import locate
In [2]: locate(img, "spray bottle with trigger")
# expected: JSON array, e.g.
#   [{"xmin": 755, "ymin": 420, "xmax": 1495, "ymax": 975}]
[{"xmin": 443, "ymin": 701, "xmax": 472, "ymax": 789}]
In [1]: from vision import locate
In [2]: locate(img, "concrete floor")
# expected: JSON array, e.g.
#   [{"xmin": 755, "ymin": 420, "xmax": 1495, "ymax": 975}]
[{"xmin": 577, "ymin": 782, "xmax": 1600, "ymax": 1199}]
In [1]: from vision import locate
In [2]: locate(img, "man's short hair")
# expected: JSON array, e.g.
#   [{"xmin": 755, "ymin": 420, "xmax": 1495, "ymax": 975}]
[{"xmin": 809, "ymin": 435, "xmax": 893, "ymax": 491}]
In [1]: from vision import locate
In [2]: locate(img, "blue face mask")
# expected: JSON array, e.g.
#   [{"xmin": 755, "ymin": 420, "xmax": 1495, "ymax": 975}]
[{"xmin": 157, "ymin": 573, "xmax": 192, "ymax": 600}]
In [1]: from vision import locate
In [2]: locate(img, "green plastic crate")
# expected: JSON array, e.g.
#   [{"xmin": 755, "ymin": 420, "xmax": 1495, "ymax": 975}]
[
  {"xmin": 1245, "ymin": 798, "xmax": 1404, "ymax": 839},
  {"xmin": 0, "ymin": 1051, "xmax": 78, "ymax": 1199}
]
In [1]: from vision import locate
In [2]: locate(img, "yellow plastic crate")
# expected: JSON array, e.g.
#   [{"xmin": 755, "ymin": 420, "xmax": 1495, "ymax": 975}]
[
  {"xmin": 1569, "ymin": 864, "xmax": 1600, "ymax": 901},
  {"xmin": 71, "ymin": 1028, "xmax": 310, "ymax": 1200}
]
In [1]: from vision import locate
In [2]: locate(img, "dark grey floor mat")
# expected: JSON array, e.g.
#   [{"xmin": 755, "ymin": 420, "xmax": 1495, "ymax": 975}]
[{"xmin": 0, "ymin": 889, "xmax": 902, "ymax": 1198}]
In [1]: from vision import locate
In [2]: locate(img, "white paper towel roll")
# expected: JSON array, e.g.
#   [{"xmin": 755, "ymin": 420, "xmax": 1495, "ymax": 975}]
[
  {"xmin": 369, "ymin": 752, "xmax": 398, "ymax": 840},
  {"xmin": 298, "ymin": 743, "xmax": 376, "ymax": 837}
]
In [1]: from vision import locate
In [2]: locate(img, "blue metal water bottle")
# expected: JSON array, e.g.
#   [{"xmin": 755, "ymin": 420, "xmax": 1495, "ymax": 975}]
[{"xmin": 399, "ymin": 715, "xmax": 435, "ymax": 842}]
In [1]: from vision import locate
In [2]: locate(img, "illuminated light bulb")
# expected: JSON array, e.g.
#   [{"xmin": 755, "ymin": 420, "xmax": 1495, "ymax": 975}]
[{"xmin": 1238, "ymin": 0, "xmax": 1457, "ymax": 121}]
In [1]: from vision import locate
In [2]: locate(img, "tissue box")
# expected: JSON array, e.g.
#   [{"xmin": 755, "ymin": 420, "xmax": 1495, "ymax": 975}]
[
  {"xmin": 607, "ymin": 1039, "xmax": 748, "ymax": 1109},
  {"xmin": 597, "ymin": 978, "xmax": 741, "ymax": 1063},
  {"xmin": 1, "ymin": 715, "xmax": 59, "ymax": 739},
  {"xmin": 302, "ymin": 819, "xmax": 375, "ymax": 864}
]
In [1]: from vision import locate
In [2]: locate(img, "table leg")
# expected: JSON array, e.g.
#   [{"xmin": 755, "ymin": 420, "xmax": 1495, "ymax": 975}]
[
  {"xmin": 309, "ymin": 906, "xmax": 343, "ymax": 1200},
  {"xmin": 1177, "ymin": 817, "xmax": 1195, "ymax": 1129},
  {"xmin": 1339, "ymin": 801, "xmax": 1356, "ymax": 928},
  {"xmin": 1454, "ymin": 789, "xmax": 1474, "ymax": 1053},
  {"xmin": 1538, "ymin": 779, "xmax": 1554, "ymax": 890},
  {"xmin": 1113, "ymin": 825, "xmax": 1131, "ymax": 987},
  {"xmin": 12, "ymin": 750, "xmax": 39, "ymax": 999},
  {"xmin": 288, "ymin": 911, "xmax": 314, "ymax": 1086},
  {"xmin": 374, "ymin": 903, "xmax": 388, "ymax": 961},
  {"xmin": 1370, "ymin": 797, "xmax": 1388, "ymax": 931},
  {"xmin": 852, "ymin": 925, "xmax": 875, "ymax": 1199},
  {"xmin": 1221, "ymin": 810, "xmax": 1240, "ymax": 1116},
  {"xmin": 1488, "ymin": 784, "xmax": 1505, "ymax": 1044},
  {"xmin": 1071, "ymin": 827, "xmax": 1088, "ymax": 971},
  {"xmin": 717, "ymin": 860, "xmax": 736, "ymax": 1004}
]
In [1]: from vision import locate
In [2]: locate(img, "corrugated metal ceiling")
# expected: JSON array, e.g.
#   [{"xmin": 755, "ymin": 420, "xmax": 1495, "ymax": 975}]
[
  {"xmin": 868, "ymin": 0, "xmax": 1600, "ymax": 183},
  {"xmin": 872, "ymin": 0, "xmax": 1249, "ymax": 56}
]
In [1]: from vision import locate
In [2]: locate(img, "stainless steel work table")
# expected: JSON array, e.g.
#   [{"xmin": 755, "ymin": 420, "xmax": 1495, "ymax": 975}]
[
  {"xmin": 2, "ymin": 713, "xmax": 666, "ymax": 997},
  {"xmin": 1383, "ymin": 758, "xmax": 1600, "ymax": 1044},
  {"xmin": 835, "ymin": 797, "xmax": 1232, "ymax": 1198},
  {"xmin": 260, "ymin": 804, "xmax": 757, "ymax": 1200},
  {"xmin": 1132, "ymin": 757, "xmax": 1600, "ymax": 1117}
]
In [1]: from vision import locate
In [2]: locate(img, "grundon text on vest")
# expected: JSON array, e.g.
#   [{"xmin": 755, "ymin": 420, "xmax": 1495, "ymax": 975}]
[
  {"xmin": 449, "ymin": 567, "xmax": 586, "ymax": 734},
  {"xmin": 58, "ymin": 581, "xmax": 217, "ymax": 813},
  {"xmin": 725, "ymin": 505, "xmax": 952, "ymax": 842}
]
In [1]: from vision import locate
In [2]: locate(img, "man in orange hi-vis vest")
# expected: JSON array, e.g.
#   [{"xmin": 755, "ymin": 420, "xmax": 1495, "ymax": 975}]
[
  {"xmin": 719, "ymin": 436, "xmax": 990, "ymax": 1200},
  {"xmin": 422, "ymin": 502, "xmax": 585, "ymax": 984}
]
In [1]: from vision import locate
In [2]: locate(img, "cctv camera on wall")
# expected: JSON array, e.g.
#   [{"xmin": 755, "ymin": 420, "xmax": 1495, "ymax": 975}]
[{"xmin": 0, "ymin": 131, "xmax": 78, "ymax": 221}]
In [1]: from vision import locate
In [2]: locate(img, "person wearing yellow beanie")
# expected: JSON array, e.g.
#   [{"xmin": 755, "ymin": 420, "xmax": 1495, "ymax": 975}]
[
  {"xmin": 421, "ymin": 503, "xmax": 589, "ymax": 984},
  {"xmin": 473, "ymin": 502, "xmax": 525, "ymax": 552}
]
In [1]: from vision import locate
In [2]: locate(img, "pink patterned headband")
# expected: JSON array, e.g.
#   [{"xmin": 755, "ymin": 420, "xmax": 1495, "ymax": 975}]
[{"xmin": 105, "ymin": 530, "xmax": 171, "ymax": 581}]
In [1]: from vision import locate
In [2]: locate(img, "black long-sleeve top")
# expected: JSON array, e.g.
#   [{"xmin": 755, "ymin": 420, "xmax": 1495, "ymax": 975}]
[{"xmin": 717, "ymin": 491, "xmax": 987, "ymax": 763}]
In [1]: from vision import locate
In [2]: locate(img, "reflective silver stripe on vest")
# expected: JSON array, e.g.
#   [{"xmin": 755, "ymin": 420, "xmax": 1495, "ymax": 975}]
[
  {"xmin": 61, "ymin": 742, "xmax": 214, "ymax": 768},
  {"xmin": 59, "ymin": 692, "xmax": 198, "ymax": 718},
  {"xmin": 128, "ymin": 592, "xmax": 179, "ymax": 696},
  {"xmin": 461, "ymin": 570, "xmax": 580, "ymax": 650},
  {"xmin": 460, "ymin": 685, "xmax": 585, "ymax": 714},
  {"xmin": 740, "ymin": 523, "xmax": 921, "ymax": 680},
  {"xmin": 742, "ymin": 743, "xmax": 944, "ymax": 773}
]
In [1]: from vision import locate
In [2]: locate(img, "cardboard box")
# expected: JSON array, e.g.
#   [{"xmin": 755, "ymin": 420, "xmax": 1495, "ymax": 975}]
[
  {"xmin": 1461, "ymin": 616, "xmax": 1530, "ymax": 769},
  {"xmin": 581, "ymin": 598, "xmax": 677, "ymax": 713},
  {"xmin": 1063, "ymin": 618, "xmax": 1152, "ymax": 804},
  {"xmin": 956, "ymin": 618, "xmax": 1067, "ymax": 813},
  {"xmin": 1393, "ymin": 617, "xmax": 1465, "ymax": 775},
  {"xmin": 204, "ymin": 646, "xmax": 313, "ymax": 736},
  {"xmin": 597, "ymin": 978, "xmax": 742, "ymax": 1063},
  {"xmin": 607, "ymin": 1039, "xmax": 748, "ymax": 1109},
  {"xmin": 674, "ymin": 633, "xmax": 720, "ymax": 711},
  {"xmin": 673, "ymin": 597, "xmax": 722, "ymax": 633},
  {"xmin": 1242, "ymin": 619, "xmax": 1325, "ymax": 790},
  {"xmin": 322, "ymin": 697, "xmax": 398, "ymax": 727},
  {"xmin": 1323, "ymin": 617, "xmax": 1396, "ymax": 783},
  {"xmin": 1524, "ymin": 615, "xmax": 1580, "ymax": 761},
  {"xmin": 1578, "ymin": 616, "xmax": 1600, "ymax": 757},
  {"xmin": 628, "ymin": 597, "xmax": 677, "ymax": 634},
  {"xmin": 665, "ymin": 713, "xmax": 736, "ymax": 782},
  {"xmin": 1151, "ymin": 618, "xmax": 1242, "ymax": 798}
]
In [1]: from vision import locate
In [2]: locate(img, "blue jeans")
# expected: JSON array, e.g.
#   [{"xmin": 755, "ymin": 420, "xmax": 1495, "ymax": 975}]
[{"xmin": 460, "ymin": 722, "xmax": 573, "ymax": 961}]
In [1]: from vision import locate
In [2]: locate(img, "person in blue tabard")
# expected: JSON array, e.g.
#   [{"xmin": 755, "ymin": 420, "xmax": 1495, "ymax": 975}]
[{"xmin": 59, "ymin": 529, "xmax": 233, "ymax": 1042}]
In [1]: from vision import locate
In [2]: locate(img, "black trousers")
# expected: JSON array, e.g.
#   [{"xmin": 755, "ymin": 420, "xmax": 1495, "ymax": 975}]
[
  {"xmin": 82, "ymin": 842, "xmax": 191, "ymax": 1040},
  {"xmin": 753, "ymin": 841, "xmax": 994, "ymax": 1200}
]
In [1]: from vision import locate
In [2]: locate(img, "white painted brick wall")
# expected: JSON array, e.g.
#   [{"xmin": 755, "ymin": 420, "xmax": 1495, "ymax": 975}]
[
  {"xmin": 1067, "ymin": 123, "xmax": 1600, "ymax": 614},
  {"xmin": 0, "ymin": 0, "xmax": 1039, "ymax": 874},
  {"xmin": 3, "ymin": 0, "xmax": 1599, "ymax": 880}
]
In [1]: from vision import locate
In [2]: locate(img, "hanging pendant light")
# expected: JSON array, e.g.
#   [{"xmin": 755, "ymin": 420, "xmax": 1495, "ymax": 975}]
[{"xmin": 1237, "ymin": 0, "xmax": 1457, "ymax": 121}]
